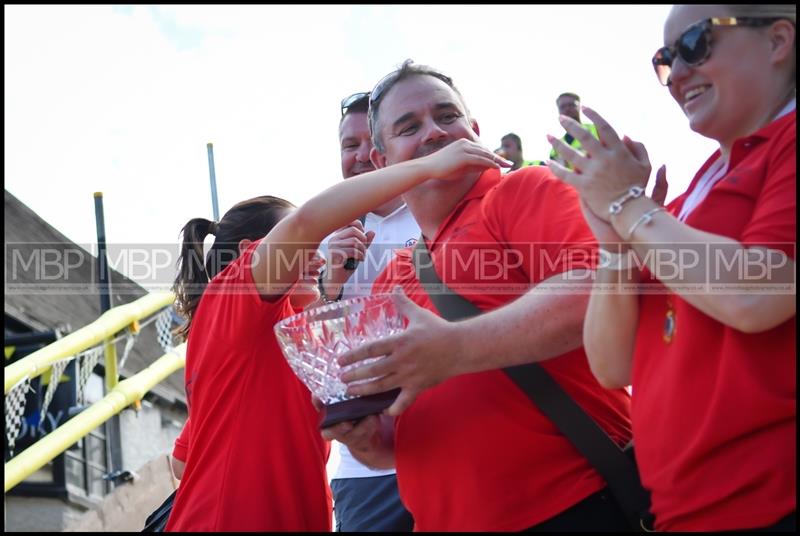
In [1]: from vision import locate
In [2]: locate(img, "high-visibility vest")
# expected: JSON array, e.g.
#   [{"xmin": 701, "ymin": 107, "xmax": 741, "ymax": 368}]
[{"xmin": 549, "ymin": 122, "xmax": 599, "ymax": 165}]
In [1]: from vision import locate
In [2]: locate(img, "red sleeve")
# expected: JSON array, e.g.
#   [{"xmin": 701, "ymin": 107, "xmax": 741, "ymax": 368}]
[
  {"xmin": 484, "ymin": 167, "xmax": 597, "ymax": 284},
  {"xmin": 172, "ymin": 417, "xmax": 190, "ymax": 462},
  {"xmin": 741, "ymin": 124, "xmax": 796, "ymax": 260}
]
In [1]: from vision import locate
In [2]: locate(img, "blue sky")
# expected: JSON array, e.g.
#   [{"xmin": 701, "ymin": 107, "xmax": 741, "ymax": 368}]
[{"xmin": 5, "ymin": 5, "xmax": 718, "ymax": 284}]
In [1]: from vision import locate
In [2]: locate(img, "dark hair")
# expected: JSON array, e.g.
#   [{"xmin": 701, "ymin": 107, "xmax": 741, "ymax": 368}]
[
  {"xmin": 501, "ymin": 132, "xmax": 522, "ymax": 151},
  {"xmin": 172, "ymin": 195, "xmax": 294, "ymax": 339},
  {"xmin": 556, "ymin": 92, "xmax": 580, "ymax": 103},
  {"xmin": 368, "ymin": 59, "xmax": 469, "ymax": 153}
]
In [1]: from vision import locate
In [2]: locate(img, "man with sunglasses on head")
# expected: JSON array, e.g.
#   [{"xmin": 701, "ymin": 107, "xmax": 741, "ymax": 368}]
[
  {"xmin": 318, "ymin": 91, "xmax": 417, "ymax": 532},
  {"xmin": 322, "ymin": 60, "xmax": 634, "ymax": 532},
  {"xmin": 549, "ymin": 92, "xmax": 599, "ymax": 169}
]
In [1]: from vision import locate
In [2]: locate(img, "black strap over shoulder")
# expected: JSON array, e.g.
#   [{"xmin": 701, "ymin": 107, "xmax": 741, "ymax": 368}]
[
  {"xmin": 142, "ymin": 488, "xmax": 177, "ymax": 532},
  {"xmin": 412, "ymin": 238, "xmax": 653, "ymax": 531}
]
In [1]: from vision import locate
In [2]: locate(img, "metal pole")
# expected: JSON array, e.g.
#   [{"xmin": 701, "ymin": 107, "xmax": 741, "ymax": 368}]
[
  {"xmin": 94, "ymin": 193, "xmax": 113, "ymax": 315},
  {"xmin": 93, "ymin": 192, "xmax": 124, "ymax": 487},
  {"xmin": 207, "ymin": 143, "xmax": 220, "ymax": 221},
  {"xmin": 94, "ymin": 193, "xmax": 118, "ymax": 390}
]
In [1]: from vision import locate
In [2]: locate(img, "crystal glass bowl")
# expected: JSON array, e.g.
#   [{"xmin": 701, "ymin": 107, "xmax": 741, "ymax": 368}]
[{"xmin": 274, "ymin": 293, "xmax": 406, "ymax": 427}]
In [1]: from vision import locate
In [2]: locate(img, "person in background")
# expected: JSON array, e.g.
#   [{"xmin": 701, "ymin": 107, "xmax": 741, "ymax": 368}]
[
  {"xmin": 548, "ymin": 4, "xmax": 795, "ymax": 531},
  {"xmin": 496, "ymin": 132, "xmax": 545, "ymax": 171},
  {"xmin": 549, "ymin": 92, "xmax": 599, "ymax": 168},
  {"xmin": 319, "ymin": 91, "xmax": 417, "ymax": 532}
]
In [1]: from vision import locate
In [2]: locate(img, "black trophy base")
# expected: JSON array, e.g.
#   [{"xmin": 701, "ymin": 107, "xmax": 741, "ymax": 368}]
[{"xmin": 319, "ymin": 389, "xmax": 401, "ymax": 429}]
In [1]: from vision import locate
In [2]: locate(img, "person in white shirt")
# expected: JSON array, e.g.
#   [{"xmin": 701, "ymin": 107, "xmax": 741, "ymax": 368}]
[{"xmin": 318, "ymin": 91, "xmax": 418, "ymax": 532}]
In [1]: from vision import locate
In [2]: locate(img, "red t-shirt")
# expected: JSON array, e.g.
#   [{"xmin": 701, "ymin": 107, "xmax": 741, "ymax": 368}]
[
  {"xmin": 372, "ymin": 167, "xmax": 632, "ymax": 531},
  {"xmin": 633, "ymin": 111, "xmax": 796, "ymax": 531},
  {"xmin": 166, "ymin": 244, "xmax": 332, "ymax": 532}
]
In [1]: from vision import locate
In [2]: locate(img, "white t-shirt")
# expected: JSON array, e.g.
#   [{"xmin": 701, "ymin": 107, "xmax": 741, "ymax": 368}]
[{"xmin": 320, "ymin": 203, "xmax": 420, "ymax": 480}]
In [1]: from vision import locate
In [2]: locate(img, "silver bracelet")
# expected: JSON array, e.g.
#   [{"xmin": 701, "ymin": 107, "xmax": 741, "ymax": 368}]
[
  {"xmin": 626, "ymin": 207, "xmax": 667, "ymax": 240},
  {"xmin": 608, "ymin": 186, "xmax": 645, "ymax": 216}
]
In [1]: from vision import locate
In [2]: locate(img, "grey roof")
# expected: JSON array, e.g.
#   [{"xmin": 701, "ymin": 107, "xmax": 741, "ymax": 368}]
[{"xmin": 4, "ymin": 190, "xmax": 186, "ymax": 405}]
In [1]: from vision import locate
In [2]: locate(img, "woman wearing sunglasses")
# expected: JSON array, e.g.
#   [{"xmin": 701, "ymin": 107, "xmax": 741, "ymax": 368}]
[{"xmin": 547, "ymin": 4, "xmax": 795, "ymax": 532}]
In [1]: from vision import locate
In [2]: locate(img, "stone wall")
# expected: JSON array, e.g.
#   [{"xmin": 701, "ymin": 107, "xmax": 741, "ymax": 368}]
[{"xmin": 64, "ymin": 454, "xmax": 178, "ymax": 532}]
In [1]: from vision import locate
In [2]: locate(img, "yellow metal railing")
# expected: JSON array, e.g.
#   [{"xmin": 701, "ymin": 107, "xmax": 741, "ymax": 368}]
[
  {"xmin": 5, "ymin": 291, "xmax": 175, "ymax": 394},
  {"xmin": 5, "ymin": 344, "xmax": 186, "ymax": 491},
  {"xmin": 4, "ymin": 290, "xmax": 185, "ymax": 492}
]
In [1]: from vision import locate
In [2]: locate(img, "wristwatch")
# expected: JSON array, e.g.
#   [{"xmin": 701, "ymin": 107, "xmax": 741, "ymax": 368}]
[{"xmin": 317, "ymin": 270, "xmax": 343, "ymax": 304}]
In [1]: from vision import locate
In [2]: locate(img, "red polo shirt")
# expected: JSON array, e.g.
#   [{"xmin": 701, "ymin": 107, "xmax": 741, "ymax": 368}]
[
  {"xmin": 633, "ymin": 111, "xmax": 796, "ymax": 531},
  {"xmin": 166, "ymin": 244, "xmax": 332, "ymax": 532},
  {"xmin": 373, "ymin": 167, "xmax": 632, "ymax": 531}
]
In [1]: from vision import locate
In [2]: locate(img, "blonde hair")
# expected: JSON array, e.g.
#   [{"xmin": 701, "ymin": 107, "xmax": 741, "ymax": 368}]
[
  {"xmin": 723, "ymin": 4, "xmax": 796, "ymax": 91},
  {"xmin": 722, "ymin": 5, "xmax": 796, "ymax": 23}
]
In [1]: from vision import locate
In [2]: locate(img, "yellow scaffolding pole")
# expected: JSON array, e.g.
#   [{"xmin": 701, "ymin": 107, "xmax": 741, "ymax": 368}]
[
  {"xmin": 4, "ymin": 291, "xmax": 174, "ymax": 394},
  {"xmin": 5, "ymin": 344, "xmax": 186, "ymax": 492}
]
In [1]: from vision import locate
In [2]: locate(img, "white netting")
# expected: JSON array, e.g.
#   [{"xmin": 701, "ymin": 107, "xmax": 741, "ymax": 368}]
[
  {"xmin": 6, "ymin": 377, "xmax": 32, "ymax": 457},
  {"xmin": 38, "ymin": 358, "xmax": 71, "ymax": 433},
  {"xmin": 5, "ymin": 306, "xmax": 175, "ymax": 450},
  {"xmin": 156, "ymin": 308, "xmax": 176, "ymax": 353},
  {"xmin": 77, "ymin": 347, "xmax": 104, "ymax": 406},
  {"xmin": 118, "ymin": 329, "xmax": 139, "ymax": 371}
]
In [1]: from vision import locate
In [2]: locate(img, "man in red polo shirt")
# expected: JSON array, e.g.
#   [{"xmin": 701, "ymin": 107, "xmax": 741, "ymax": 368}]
[{"xmin": 323, "ymin": 60, "xmax": 634, "ymax": 532}]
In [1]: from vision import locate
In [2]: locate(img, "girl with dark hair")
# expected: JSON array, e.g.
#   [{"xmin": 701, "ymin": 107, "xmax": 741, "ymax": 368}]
[{"xmin": 164, "ymin": 139, "xmax": 511, "ymax": 531}]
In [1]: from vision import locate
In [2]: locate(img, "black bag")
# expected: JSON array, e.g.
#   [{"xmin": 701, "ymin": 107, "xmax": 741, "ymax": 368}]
[
  {"xmin": 142, "ymin": 489, "xmax": 177, "ymax": 532},
  {"xmin": 412, "ymin": 239, "xmax": 654, "ymax": 532}
]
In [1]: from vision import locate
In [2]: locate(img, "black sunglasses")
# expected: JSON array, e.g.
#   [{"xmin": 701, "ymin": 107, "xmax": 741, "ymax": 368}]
[
  {"xmin": 341, "ymin": 92, "xmax": 370, "ymax": 116},
  {"xmin": 652, "ymin": 16, "xmax": 782, "ymax": 86}
]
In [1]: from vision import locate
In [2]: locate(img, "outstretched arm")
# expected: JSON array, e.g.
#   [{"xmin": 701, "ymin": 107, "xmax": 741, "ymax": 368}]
[
  {"xmin": 251, "ymin": 140, "xmax": 510, "ymax": 299},
  {"xmin": 338, "ymin": 269, "xmax": 590, "ymax": 416}
]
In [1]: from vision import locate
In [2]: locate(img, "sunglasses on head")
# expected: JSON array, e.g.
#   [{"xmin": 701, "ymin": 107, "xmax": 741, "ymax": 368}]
[
  {"xmin": 368, "ymin": 70, "xmax": 454, "ymax": 109},
  {"xmin": 341, "ymin": 92, "xmax": 370, "ymax": 116},
  {"xmin": 651, "ymin": 16, "xmax": 782, "ymax": 86}
]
